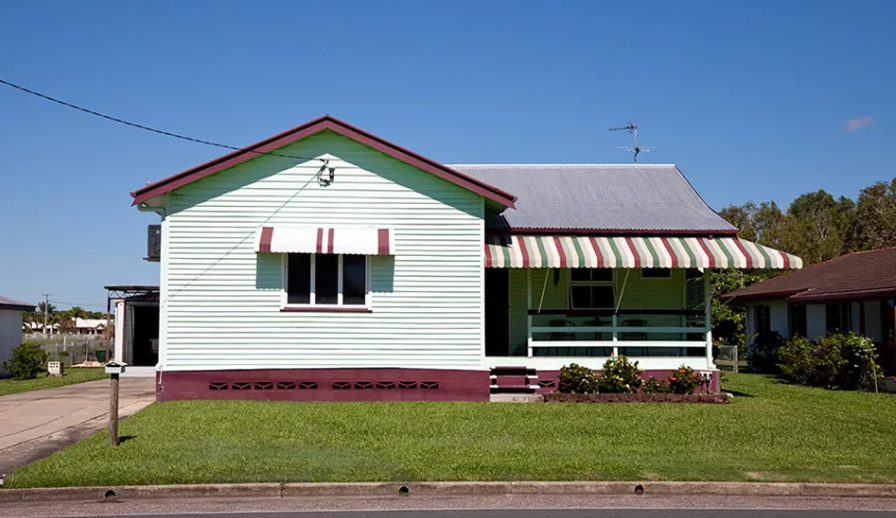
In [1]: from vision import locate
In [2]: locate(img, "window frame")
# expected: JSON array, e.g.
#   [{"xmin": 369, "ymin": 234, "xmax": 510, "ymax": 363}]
[
  {"xmin": 754, "ymin": 305, "xmax": 771, "ymax": 335},
  {"xmin": 568, "ymin": 268, "xmax": 616, "ymax": 309},
  {"xmin": 281, "ymin": 253, "xmax": 371, "ymax": 310}
]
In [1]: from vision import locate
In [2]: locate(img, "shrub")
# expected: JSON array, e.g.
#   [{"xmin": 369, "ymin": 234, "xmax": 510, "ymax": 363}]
[
  {"xmin": 597, "ymin": 356, "xmax": 643, "ymax": 393},
  {"xmin": 748, "ymin": 330, "xmax": 786, "ymax": 373},
  {"xmin": 836, "ymin": 333, "xmax": 881, "ymax": 390},
  {"xmin": 642, "ymin": 376, "xmax": 671, "ymax": 394},
  {"xmin": 3, "ymin": 342, "xmax": 48, "ymax": 380},
  {"xmin": 777, "ymin": 333, "xmax": 882, "ymax": 391},
  {"xmin": 777, "ymin": 336, "xmax": 815, "ymax": 385},
  {"xmin": 558, "ymin": 363, "xmax": 599, "ymax": 393},
  {"xmin": 668, "ymin": 365, "xmax": 702, "ymax": 394}
]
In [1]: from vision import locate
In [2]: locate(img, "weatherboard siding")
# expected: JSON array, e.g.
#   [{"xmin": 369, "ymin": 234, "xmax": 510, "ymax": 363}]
[{"xmin": 161, "ymin": 131, "xmax": 485, "ymax": 371}]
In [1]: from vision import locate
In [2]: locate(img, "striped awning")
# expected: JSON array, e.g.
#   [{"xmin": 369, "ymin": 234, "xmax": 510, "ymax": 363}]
[
  {"xmin": 256, "ymin": 226, "xmax": 393, "ymax": 255},
  {"xmin": 484, "ymin": 235, "xmax": 802, "ymax": 270}
]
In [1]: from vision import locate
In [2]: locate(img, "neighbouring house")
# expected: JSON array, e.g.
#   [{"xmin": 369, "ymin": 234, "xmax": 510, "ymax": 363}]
[
  {"xmin": 25, "ymin": 321, "xmax": 60, "ymax": 334},
  {"xmin": 74, "ymin": 318, "xmax": 108, "ymax": 335},
  {"xmin": 129, "ymin": 115, "xmax": 802, "ymax": 401},
  {"xmin": 724, "ymin": 247, "xmax": 896, "ymax": 376},
  {"xmin": 1, "ymin": 295, "xmax": 36, "ymax": 377}
]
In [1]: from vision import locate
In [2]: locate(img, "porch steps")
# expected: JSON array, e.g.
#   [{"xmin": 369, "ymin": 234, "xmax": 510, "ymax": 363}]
[{"xmin": 489, "ymin": 366, "xmax": 538, "ymax": 394}]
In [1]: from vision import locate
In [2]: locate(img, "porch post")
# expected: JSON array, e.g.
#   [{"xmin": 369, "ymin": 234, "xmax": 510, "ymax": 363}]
[
  {"xmin": 527, "ymin": 269, "xmax": 533, "ymax": 357},
  {"xmin": 704, "ymin": 268, "xmax": 713, "ymax": 369},
  {"xmin": 611, "ymin": 313, "xmax": 619, "ymax": 357}
]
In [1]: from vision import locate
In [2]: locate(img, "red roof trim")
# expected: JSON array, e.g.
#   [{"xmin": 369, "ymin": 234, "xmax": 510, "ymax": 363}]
[
  {"xmin": 131, "ymin": 115, "xmax": 517, "ymax": 208},
  {"xmin": 487, "ymin": 227, "xmax": 738, "ymax": 237}
]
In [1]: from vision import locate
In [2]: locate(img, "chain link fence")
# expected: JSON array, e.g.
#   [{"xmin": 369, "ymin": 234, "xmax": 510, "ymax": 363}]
[{"xmin": 23, "ymin": 333, "xmax": 113, "ymax": 368}]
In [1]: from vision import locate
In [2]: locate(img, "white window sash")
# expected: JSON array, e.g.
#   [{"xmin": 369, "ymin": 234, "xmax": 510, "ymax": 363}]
[{"xmin": 282, "ymin": 253, "xmax": 371, "ymax": 309}]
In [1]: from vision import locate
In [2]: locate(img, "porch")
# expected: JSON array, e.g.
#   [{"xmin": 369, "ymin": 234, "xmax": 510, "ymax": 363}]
[
  {"xmin": 483, "ymin": 234, "xmax": 804, "ymax": 389},
  {"xmin": 485, "ymin": 267, "xmax": 714, "ymax": 372}
]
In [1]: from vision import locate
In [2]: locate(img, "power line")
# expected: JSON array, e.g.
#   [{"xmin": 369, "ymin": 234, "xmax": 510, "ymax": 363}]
[{"xmin": 0, "ymin": 77, "xmax": 325, "ymax": 164}]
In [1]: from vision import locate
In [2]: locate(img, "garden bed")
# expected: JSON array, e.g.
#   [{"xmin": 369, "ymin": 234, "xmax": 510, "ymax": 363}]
[{"xmin": 544, "ymin": 392, "xmax": 730, "ymax": 403}]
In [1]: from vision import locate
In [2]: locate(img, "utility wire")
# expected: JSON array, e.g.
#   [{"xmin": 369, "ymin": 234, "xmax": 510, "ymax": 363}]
[{"xmin": 0, "ymin": 77, "xmax": 325, "ymax": 163}]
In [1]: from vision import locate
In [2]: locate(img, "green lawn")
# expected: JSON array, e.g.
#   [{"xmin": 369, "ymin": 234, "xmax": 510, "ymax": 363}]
[
  {"xmin": 5, "ymin": 373, "xmax": 896, "ymax": 488},
  {"xmin": 0, "ymin": 368, "xmax": 106, "ymax": 397}
]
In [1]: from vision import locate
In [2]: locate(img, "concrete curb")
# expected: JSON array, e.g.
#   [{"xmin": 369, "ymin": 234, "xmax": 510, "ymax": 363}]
[{"xmin": 2, "ymin": 481, "xmax": 896, "ymax": 503}]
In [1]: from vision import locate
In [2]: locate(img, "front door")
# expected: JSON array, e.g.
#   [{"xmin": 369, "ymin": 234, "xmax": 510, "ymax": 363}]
[{"xmin": 485, "ymin": 269, "xmax": 510, "ymax": 356}]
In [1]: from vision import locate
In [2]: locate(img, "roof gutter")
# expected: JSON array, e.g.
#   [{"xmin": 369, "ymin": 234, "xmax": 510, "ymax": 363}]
[
  {"xmin": 488, "ymin": 227, "xmax": 741, "ymax": 237},
  {"xmin": 786, "ymin": 287, "xmax": 896, "ymax": 304}
]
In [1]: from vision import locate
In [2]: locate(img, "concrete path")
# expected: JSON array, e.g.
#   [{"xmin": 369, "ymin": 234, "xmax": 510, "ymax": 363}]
[{"xmin": 0, "ymin": 378, "xmax": 156, "ymax": 476}]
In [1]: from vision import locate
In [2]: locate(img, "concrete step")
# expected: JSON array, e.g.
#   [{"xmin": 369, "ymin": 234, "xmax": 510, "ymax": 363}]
[{"xmin": 490, "ymin": 393, "xmax": 545, "ymax": 403}]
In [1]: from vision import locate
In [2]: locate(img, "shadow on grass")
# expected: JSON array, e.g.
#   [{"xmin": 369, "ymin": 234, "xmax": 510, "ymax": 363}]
[
  {"xmin": 117, "ymin": 435, "xmax": 137, "ymax": 444},
  {"xmin": 722, "ymin": 389, "xmax": 755, "ymax": 398}
]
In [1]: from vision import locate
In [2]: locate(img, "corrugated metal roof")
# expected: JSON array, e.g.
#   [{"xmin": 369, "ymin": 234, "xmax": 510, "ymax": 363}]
[
  {"xmin": 0, "ymin": 295, "xmax": 35, "ymax": 311},
  {"xmin": 724, "ymin": 247, "xmax": 896, "ymax": 302},
  {"xmin": 450, "ymin": 164, "xmax": 737, "ymax": 234}
]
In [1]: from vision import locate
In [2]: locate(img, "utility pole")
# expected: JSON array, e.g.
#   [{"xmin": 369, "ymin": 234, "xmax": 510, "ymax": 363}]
[{"xmin": 42, "ymin": 293, "xmax": 51, "ymax": 336}]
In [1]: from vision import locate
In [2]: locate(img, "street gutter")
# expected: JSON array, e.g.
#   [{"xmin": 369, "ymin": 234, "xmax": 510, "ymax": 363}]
[{"xmin": 2, "ymin": 481, "xmax": 896, "ymax": 503}]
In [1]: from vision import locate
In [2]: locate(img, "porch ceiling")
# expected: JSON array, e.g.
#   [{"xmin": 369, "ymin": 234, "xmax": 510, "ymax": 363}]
[{"xmin": 484, "ymin": 235, "xmax": 802, "ymax": 270}]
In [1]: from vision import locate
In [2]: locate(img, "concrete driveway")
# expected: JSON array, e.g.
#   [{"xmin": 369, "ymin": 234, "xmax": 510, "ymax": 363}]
[{"xmin": 0, "ymin": 378, "xmax": 156, "ymax": 476}]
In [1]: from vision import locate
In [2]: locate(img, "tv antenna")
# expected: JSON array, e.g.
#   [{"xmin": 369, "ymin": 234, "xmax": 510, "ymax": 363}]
[{"xmin": 609, "ymin": 123, "xmax": 653, "ymax": 162}]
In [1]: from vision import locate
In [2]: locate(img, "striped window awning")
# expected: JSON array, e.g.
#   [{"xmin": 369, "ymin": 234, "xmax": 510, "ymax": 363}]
[
  {"xmin": 256, "ymin": 226, "xmax": 393, "ymax": 255},
  {"xmin": 485, "ymin": 235, "xmax": 802, "ymax": 270}
]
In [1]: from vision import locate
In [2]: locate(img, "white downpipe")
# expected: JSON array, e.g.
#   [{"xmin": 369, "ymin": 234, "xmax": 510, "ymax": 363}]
[{"xmin": 138, "ymin": 202, "xmax": 166, "ymax": 400}]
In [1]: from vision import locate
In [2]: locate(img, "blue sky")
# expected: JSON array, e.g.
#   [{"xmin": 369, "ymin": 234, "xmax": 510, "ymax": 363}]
[{"xmin": 1, "ymin": 0, "xmax": 894, "ymax": 309}]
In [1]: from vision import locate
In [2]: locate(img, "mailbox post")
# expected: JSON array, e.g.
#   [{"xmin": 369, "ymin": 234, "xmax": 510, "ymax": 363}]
[{"xmin": 104, "ymin": 361, "xmax": 127, "ymax": 446}]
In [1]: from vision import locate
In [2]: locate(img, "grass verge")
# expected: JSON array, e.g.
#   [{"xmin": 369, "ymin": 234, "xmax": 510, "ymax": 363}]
[
  {"xmin": 0, "ymin": 368, "xmax": 106, "ymax": 397},
  {"xmin": 5, "ymin": 373, "xmax": 896, "ymax": 488}
]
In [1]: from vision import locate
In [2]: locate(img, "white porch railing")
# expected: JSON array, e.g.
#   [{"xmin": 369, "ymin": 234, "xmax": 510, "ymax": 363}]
[{"xmin": 524, "ymin": 269, "xmax": 714, "ymax": 369}]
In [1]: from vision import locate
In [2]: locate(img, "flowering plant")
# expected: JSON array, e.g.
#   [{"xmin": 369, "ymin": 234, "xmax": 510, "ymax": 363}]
[
  {"xmin": 596, "ymin": 356, "xmax": 643, "ymax": 393},
  {"xmin": 642, "ymin": 376, "xmax": 671, "ymax": 394},
  {"xmin": 668, "ymin": 365, "xmax": 701, "ymax": 394}
]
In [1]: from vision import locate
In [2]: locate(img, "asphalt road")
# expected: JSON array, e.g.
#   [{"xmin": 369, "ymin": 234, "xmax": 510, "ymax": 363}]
[{"xmin": 4, "ymin": 495, "xmax": 896, "ymax": 518}]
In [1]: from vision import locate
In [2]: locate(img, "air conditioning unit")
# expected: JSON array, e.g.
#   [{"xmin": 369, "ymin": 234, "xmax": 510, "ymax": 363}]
[{"xmin": 146, "ymin": 225, "xmax": 161, "ymax": 262}]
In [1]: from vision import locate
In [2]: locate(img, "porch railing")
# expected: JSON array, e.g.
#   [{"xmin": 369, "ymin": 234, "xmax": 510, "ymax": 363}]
[{"xmin": 526, "ymin": 309, "xmax": 709, "ymax": 359}]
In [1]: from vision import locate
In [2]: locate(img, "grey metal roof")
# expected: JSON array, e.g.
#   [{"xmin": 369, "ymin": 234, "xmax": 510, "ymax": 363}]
[
  {"xmin": 450, "ymin": 164, "xmax": 737, "ymax": 234},
  {"xmin": 0, "ymin": 295, "xmax": 35, "ymax": 311}
]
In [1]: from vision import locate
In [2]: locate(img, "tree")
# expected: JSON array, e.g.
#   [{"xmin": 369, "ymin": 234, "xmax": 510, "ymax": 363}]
[
  {"xmin": 782, "ymin": 190, "xmax": 854, "ymax": 264},
  {"xmin": 854, "ymin": 178, "xmax": 896, "ymax": 250}
]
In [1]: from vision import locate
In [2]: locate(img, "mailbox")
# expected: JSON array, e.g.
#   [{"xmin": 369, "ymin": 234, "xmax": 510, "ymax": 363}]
[{"xmin": 104, "ymin": 361, "xmax": 128, "ymax": 375}]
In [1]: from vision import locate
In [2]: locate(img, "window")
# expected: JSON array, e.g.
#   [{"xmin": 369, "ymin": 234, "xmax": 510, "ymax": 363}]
[
  {"xmin": 641, "ymin": 268, "xmax": 671, "ymax": 279},
  {"xmin": 569, "ymin": 269, "xmax": 615, "ymax": 309},
  {"xmin": 788, "ymin": 304, "xmax": 807, "ymax": 339},
  {"xmin": 754, "ymin": 305, "xmax": 771, "ymax": 335},
  {"xmin": 826, "ymin": 303, "xmax": 851, "ymax": 334},
  {"xmin": 284, "ymin": 253, "xmax": 369, "ymax": 307}
]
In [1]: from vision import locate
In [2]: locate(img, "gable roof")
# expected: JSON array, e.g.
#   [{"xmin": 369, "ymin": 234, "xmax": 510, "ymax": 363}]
[
  {"xmin": 724, "ymin": 247, "xmax": 896, "ymax": 303},
  {"xmin": 0, "ymin": 295, "xmax": 35, "ymax": 312},
  {"xmin": 452, "ymin": 164, "xmax": 737, "ymax": 235},
  {"xmin": 131, "ymin": 115, "xmax": 517, "ymax": 208}
]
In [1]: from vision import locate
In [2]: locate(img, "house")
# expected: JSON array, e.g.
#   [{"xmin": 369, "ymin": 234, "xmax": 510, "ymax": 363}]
[
  {"xmin": 74, "ymin": 318, "xmax": 108, "ymax": 335},
  {"xmin": 25, "ymin": 321, "xmax": 60, "ymax": 334},
  {"xmin": 130, "ymin": 115, "xmax": 802, "ymax": 401},
  {"xmin": 1, "ymin": 296, "xmax": 36, "ymax": 377},
  {"xmin": 724, "ymin": 247, "xmax": 896, "ymax": 376}
]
